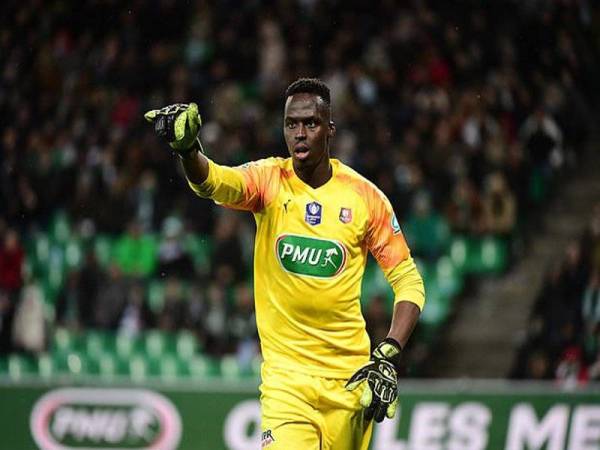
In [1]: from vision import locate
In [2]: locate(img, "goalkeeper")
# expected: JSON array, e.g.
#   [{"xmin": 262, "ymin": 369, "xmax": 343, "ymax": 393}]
[{"xmin": 145, "ymin": 78, "xmax": 424, "ymax": 449}]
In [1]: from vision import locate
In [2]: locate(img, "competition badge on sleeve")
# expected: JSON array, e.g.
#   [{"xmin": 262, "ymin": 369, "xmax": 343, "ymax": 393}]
[
  {"xmin": 391, "ymin": 213, "xmax": 402, "ymax": 235},
  {"xmin": 305, "ymin": 201, "xmax": 322, "ymax": 225}
]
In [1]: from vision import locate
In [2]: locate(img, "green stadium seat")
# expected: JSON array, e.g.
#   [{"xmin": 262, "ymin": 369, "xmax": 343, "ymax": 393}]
[
  {"xmin": 115, "ymin": 333, "xmax": 141, "ymax": 359},
  {"xmin": 8, "ymin": 354, "xmax": 35, "ymax": 380},
  {"xmin": 419, "ymin": 279, "xmax": 450, "ymax": 327},
  {"xmin": 176, "ymin": 331, "xmax": 199, "ymax": 358},
  {"xmin": 37, "ymin": 353, "xmax": 55, "ymax": 378},
  {"xmin": 479, "ymin": 236, "xmax": 508, "ymax": 274},
  {"xmin": 220, "ymin": 355, "xmax": 241, "ymax": 379},
  {"xmin": 52, "ymin": 328, "xmax": 77, "ymax": 354},
  {"xmin": 187, "ymin": 355, "xmax": 218, "ymax": 378},
  {"xmin": 53, "ymin": 351, "xmax": 88, "ymax": 376},
  {"xmin": 95, "ymin": 353, "xmax": 126, "ymax": 379},
  {"xmin": 436, "ymin": 256, "xmax": 462, "ymax": 299},
  {"xmin": 83, "ymin": 331, "xmax": 112, "ymax": 359},
  {"xmin": 144, "ymin": 330, "xmax": 175, "ymax": 360},
  {"xmin": 50, "ymin": 212, "xmax": 71, "ymax": 244},
  {"xmin": 449, "ymin": 236, "xmax": 469, "ymax": 273},
  {"xmin": 129, "ymin": 354, "xmax": 148, "ymax": 382},
  {"xmin": 148, "ymin": 354, "xmax": 186, "ymax": 381}
]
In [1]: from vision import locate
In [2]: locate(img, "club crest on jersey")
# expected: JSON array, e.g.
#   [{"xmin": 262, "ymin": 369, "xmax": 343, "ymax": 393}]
[
  {"xmin": 339, "ymin": 207, "xmax": 352, "ymax": 224},
  {"xmin": 305, "ymin": 201, "xmax": 322, "ymax": 226}
]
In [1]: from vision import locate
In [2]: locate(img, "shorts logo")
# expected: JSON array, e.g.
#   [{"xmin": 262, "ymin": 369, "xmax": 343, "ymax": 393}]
[
  {"xmin": 262, "ymin": 429, "xmax": 275, "ymax": 447},
  {"xmin": 339, "ymin": 207, "xmax": 352, "ymax": 224},
  {"xmin": 391, "ymin": 213, "xmax": 402, "ymax": 235},
  {"xmin": 305, "ymin": 201, "xmax": 322, "ymax": 225},
  {"xmin": 276, "ymin": 234, "xmax": 347, "ymax": 278}
]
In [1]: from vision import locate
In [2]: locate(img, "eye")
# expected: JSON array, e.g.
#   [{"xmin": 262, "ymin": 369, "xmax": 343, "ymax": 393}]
[
  {"xmin": 286, "ymin": 122, "xmax": 296, "ymax": 129},
  {"xmin": 306, "ymin": 120, "xmax": 317, "ymax": 129}
]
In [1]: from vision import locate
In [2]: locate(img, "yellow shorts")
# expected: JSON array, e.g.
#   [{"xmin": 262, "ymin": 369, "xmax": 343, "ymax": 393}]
[{"xmin": 259, "ymin": 364, "xmax": 373, "ymax": 450}]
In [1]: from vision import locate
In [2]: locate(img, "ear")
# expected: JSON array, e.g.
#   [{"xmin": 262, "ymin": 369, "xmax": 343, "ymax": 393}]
[{"xmin": 328, "ymin": 120, "xmax": 336, "ymax": 138}]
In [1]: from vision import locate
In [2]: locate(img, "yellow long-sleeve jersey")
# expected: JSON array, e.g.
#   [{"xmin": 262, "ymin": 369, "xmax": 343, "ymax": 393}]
[{"xmin": 189, "ymin": 157, "xmax": 424, "ymax": 378}]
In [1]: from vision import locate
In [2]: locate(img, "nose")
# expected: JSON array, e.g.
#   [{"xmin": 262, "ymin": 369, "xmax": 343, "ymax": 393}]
[{"xmin": 295, "ymin": 124, "xmax": 306, "ymax": 140}]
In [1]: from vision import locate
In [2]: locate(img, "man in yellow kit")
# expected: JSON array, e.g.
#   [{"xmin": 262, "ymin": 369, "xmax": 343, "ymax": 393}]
[{"xmin": 145, "ymin": 78, "xmax": 425, "ymax": 449}]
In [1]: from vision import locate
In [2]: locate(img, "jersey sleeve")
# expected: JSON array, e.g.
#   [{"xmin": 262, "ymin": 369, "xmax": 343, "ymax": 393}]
[
  {"xmin": 365, "ymin": 188, "xmax": 425, "ymax": 310},
  {"xmin": 186, "ymin": 158, "xmax": 276, "ymax": 212}
]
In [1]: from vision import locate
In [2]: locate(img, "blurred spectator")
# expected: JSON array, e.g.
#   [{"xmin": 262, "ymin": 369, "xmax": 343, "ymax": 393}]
[
  {"xmin": 113, "ymin": 220, "xmax": 157, "ymax": 277},
  {"xmin": 55, "ymin": 272, "xmax": 82, "ymax": 330},
  {"xmin": 155, "ymin": 216, "xmax": 194, "ymax": 279},
  {"xmin": 228, "ymin": 283, "xmax": 258, "ymax": 371},
  {"xmin": 203, "ymin": 282, "xmax": 228, "ymax": 356},
  {"xmin": 481, "ymin": 172, "xmax": 517, "ymax": 235},
  {"xmin": 0, "ymin": 229, "xmax": 24, "ymax": 353},
  {"xmin": 404, "ymin": 191, "xmax": 450, "ymax": 261},
  {"xmin": 77, "ymin": 251, "xmax": 103, "ymax": 328},
  {"xmin": 520, "ymin": 107, "xmax": 564, "ymax": 173},
  {"xmin": 94, "ymin": 264, "xmax": 129, "ymax": 329},
  {"xmin": 211, "ymin": 211, "xmax": 245, "ymax": 285},
  {"xmin": 12, "ymin": 284, "xmax": 47, "ymax": 354},
  {"xmin": 445, "ymin": 177, "xmax": 485, "ymax": 234},
  {"xmin": 157, "ymin": 277, "xmax": 187, "ymax": 332},
  {"xmin": 118, "ymin": 282, "xmax": 155, "ymax": 336},
  {"xmin": 0, "ymin": 229, "xmax": 24, "ymax": 299},
  {"xmin": 555, "ymin": 346, "xmax": 588, "ymax": 389}
]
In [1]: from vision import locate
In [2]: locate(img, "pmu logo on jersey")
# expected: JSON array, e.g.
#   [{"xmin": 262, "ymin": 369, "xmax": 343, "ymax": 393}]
[
  {"xmin": 305, "ymin": 201, "xmax": 322, "ymax": 225},
  {"xmin": 339, "ymin": 207, "xmax": 352, "ymax": 224},
  {"xmin": 276, "ymin": 234, "xmax": 347, "ymax": 278},
  {"xmin": 30, "ymin": 388, "xmax": 182, "ymax": 450},
  {"xmin": 261, "ymin": 429, "xmax": 275, "ymax": 447}
]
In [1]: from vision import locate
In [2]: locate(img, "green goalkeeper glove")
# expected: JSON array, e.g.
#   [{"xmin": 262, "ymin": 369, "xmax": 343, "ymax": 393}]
[
  {"xmin": 144, "ymin": 103, "xmax": 203, "ymax": 155},
  {"xmin": 345, "ymin": 338, "xmax": 401, "ymax": 423}
]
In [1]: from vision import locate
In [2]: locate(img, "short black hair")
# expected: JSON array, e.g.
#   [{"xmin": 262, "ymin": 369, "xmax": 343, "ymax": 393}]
[{"xmin": 285, "ymin": 78, "xmax": 331, "ymax": 106}]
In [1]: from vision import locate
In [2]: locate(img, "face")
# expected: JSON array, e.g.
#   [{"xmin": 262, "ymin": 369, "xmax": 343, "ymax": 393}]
[{"xmin": 283, "ymin": 93, "xmax": 335, "ymax": 171}]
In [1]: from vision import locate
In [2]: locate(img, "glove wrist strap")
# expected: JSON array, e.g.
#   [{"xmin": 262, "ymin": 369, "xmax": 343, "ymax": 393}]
[
  {"xmin": 177, "ymin": 137, "xmax": 204, "ymax": 160},
  {"xmin": 377, "ymin": 338, "xmax": 403, "ymax": 368}
]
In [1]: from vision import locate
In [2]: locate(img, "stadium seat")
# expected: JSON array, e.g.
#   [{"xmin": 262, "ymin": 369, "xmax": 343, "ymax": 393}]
[
  {"xmin": 220, "ymin": 355, "xmax": 241, "ymax": 379},
  {"xmin": 37, "ymin": 354, "xmax": 55, "ymax": 378},
  {"xmin": 52, "ymin": 328, "xmax": 77, "ymax": 354},
  {"xmin": 83, "ymin": 331, "xmax": 112, "ymax": 359},
  {"xmin": 187, "ymin": 355, "xmax": 218, "ymax": 378},
  {"xmin": 436, "ymin": 256, "xmax": 463, "ymax": 299},
  {"xmin": 49, "ymin": 212, "xmax": 71, "ymax": 244},
  {"xmin": 115, "ymin": 333, "xmax": 141, "ymax": 359},
  {"xmin": 129, "ymin": 354, "xmax": 148, "ymax": 382},
  {"xmin": 176, "ymin": 330, "xmax": 199, "ymax": 358},
  {"xmin": 8, "ymin": 354, "xmax": 35, "ymax": 380},
  {"xmin": 144, "ymin": 330, "xmax": 175, "ymax": 360}
]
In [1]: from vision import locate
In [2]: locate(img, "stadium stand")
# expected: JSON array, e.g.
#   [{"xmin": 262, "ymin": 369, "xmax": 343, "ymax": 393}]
[{"xmin": 1, "ymin": 0, "xmax": 599, "ymax": 380}]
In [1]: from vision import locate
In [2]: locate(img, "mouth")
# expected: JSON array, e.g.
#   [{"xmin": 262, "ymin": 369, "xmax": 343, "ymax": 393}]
[{"xmin": 293, "ymin": 145, "xmax": 310, "ymax": 161}]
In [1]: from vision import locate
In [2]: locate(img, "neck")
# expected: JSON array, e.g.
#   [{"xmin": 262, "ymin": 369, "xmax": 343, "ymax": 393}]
[{"xmin": 294, "ymin": 155, "xmax": 332, "ymax": 189}]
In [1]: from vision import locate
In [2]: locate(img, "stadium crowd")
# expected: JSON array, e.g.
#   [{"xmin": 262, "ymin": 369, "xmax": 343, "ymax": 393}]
[
  {"xmin": 511, "ymin": 203, "xmax": 600, "ymax": 386},
  {"xmin": 1, "ymin": 0, "xmax": 599, "ymax": 376}
]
